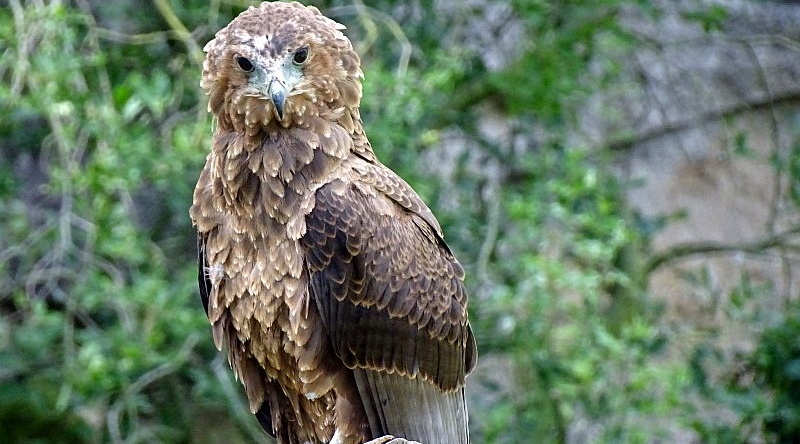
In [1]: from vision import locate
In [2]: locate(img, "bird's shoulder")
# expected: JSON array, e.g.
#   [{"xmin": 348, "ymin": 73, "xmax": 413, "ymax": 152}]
[{"xmin": 316, "ymin": 155, "xmax": 445, "ymax": 239}]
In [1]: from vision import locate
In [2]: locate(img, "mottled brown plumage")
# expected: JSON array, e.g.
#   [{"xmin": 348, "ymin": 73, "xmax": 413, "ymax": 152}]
[{"xmin": 190, "ymin": 3, "xmax": 476, "ymax": 443}]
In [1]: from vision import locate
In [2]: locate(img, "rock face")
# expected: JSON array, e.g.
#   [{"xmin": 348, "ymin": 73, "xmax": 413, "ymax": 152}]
[
  {"xmin": 430, "ymin": 0, "xmax": 800, "ymax": 314},
  {"xmin": 579, "ymin": 0, "xmax": 800, "ymax": 317},
  {"xmin": 454, "ymin": 0, "xmax": 800, "ymax": 442}
]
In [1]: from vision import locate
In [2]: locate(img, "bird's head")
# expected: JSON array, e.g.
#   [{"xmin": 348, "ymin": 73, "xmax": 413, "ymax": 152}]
[{"xmin": 202, "ymin": 2, "xmax": 363, "ymax": 132}]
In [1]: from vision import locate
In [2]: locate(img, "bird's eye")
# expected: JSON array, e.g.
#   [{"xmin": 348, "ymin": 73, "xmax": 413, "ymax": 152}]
[
  {"xmin": 235, "ymin": 55, "xmax": 254, "ymax": 72},
  {"xmin": 293, "ymin": 47, "xmax": 309, "ymax": 65}
]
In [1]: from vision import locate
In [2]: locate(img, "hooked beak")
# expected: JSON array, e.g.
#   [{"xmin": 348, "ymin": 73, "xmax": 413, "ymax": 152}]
[{"xmin": 268, "ymin": 79, "xmax": 287, "ymax": 120}]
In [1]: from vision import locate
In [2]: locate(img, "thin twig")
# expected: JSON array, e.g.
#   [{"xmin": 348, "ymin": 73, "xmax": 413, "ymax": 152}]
[
  {"xmin": 94, "ymin": 28, "xmax": 176, "ymax": 45},
  {"xmin": 326, "ymin": 3, "xmax": 412, "ymax": 76},
  {"xmin": 8, "ymin": 0, "xmax": 32, "ymax": 95},
  {"xmin": 737, "ymin": 37, "xmax": 794, "ymax": 304},
  {"xmin": 477, "ymin": 176, "xmax": 501, "ymax": 287},
  {"xmin": 107, "ymin": 334, "xmax": 200, "ymax": 444},
  {"xmin": 211, "ymin": 356, "xmax": 271, "ymax": 443},
  {"xmin": 151, "ymin": 0, "xmax": 204, "ymax": 64}
]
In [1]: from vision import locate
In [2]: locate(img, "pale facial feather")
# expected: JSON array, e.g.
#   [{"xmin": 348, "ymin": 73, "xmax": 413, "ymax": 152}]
[{"xmin": 201, "ymin": 2, "xmax": 363, "ymax": 132}]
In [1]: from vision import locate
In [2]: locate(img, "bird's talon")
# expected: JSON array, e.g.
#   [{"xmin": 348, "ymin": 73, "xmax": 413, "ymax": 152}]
[{"xmin": 363, "ymin": 436, "xmax": 423, "ymax": 444}]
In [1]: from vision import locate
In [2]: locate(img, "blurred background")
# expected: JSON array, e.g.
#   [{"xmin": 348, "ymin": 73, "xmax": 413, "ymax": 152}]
[{"xmin": 2, "ymin": 0, "xmax": 800, "ymax": 443}]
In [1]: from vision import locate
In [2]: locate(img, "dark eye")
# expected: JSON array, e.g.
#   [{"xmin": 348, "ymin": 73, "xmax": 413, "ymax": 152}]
[
  {"xmin": 235, "ymin": 55, "xmax": 254, "ymax": 72},
  {"xmin": 293, "ymin": 47, "xmax": 309, "ymax": 65}
]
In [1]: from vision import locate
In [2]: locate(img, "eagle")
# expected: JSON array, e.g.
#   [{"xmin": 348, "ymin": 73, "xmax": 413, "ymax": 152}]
[{"xmin": 189, "ymin": 3, "xmax": 477, "ymax": 444}]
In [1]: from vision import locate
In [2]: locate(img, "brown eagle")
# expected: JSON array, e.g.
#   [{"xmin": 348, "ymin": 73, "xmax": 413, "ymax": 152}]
[{"xmin": 190, "ymin": 2, "xmax": 477, "ymax": 443}]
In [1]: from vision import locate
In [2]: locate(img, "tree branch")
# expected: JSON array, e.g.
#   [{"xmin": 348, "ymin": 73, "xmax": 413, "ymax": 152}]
[
  {"xmin": 606, "ymin": 90, "xmax": 800, "ymax": 152},
  {"xmin": 645, "ymin": 225, "xmax": 800, "ymax": 274},
  {"xmin": 151, "ymin": 0, "xmax": 204, "ymax": 64}
]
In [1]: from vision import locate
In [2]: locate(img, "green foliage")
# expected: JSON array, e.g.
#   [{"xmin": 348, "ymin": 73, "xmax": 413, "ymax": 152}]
[
  {"xmin": 753, "ymin": 304, "xmax": 800, "ymax": 442},
  {"xmin": 690, "ymin": 301, "xmax": 800, "ymax": 444},
  {"xmin": 489, "ymin": 0, "xmax": 640, "ymax": 122},
  {"xmin": 0, "ymin": 2, "xmax": 254, "ymax": 442},
  {"xmin": 0, "ymin": 383, "xmax": 92, "ymax": 444},
  {"xmin": 681, "ymin": 4, "xmax": 729, "ymax": 33},
  {"xmin": 469, "ymin": 145, "xmax": 686, "ymax": 444}
]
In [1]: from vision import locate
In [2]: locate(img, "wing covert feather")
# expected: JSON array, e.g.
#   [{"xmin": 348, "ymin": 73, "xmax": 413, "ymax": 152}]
[{"xmin": 301, "ymin": 178, "xmax": 475, "ymax": 392}]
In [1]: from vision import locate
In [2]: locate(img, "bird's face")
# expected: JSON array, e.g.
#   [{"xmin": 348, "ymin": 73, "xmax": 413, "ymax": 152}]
[
  {"xmin": 202, "ymin": 2, "xmax": 363, "ymax": 131},
  {"xmin": 229, "ymin": 42, "xmax": 309, "ymax": 121}
]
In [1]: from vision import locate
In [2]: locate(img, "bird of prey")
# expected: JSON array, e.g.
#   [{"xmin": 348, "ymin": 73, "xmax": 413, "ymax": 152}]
[{"xmin": 190, "ymin": 3, "xmax": 477, "ymax": 444}]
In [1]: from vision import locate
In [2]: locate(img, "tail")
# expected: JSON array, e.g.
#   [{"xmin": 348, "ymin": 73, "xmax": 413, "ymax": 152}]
[{"xmin": 353, "ymin": 369, "xmax": 469, "ymax": 444}]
